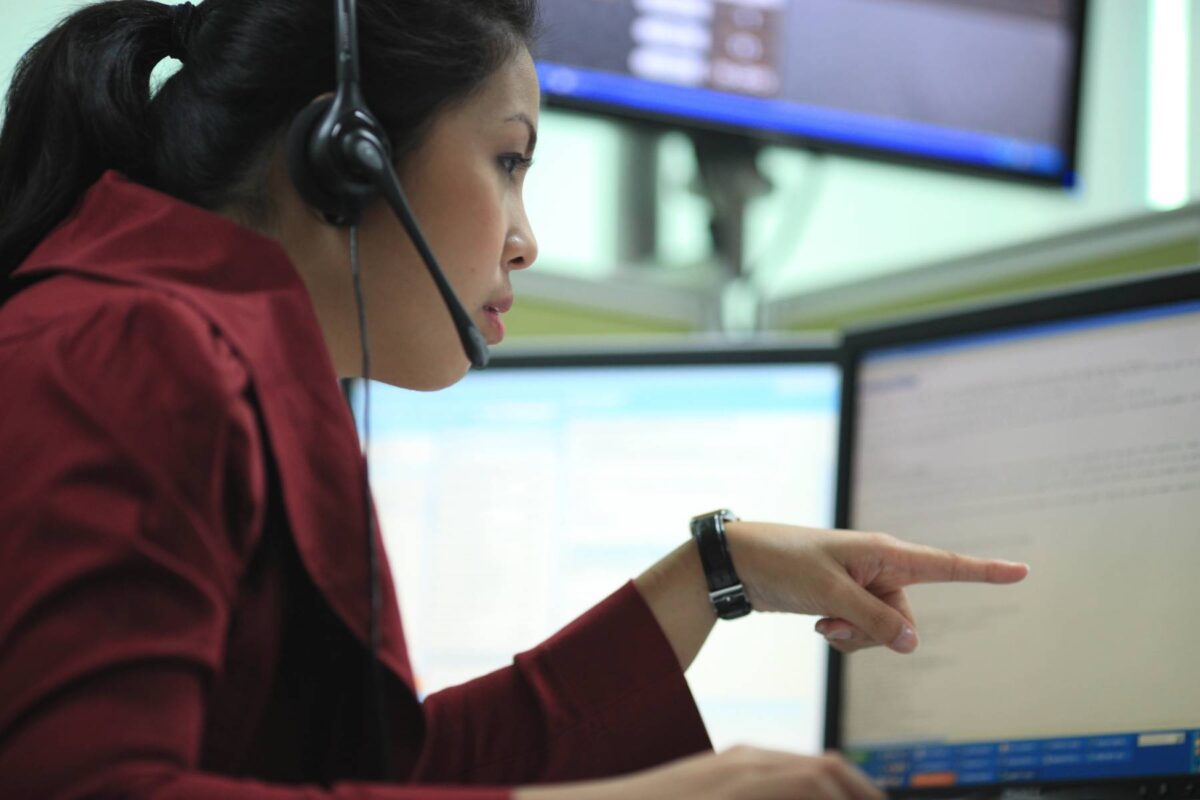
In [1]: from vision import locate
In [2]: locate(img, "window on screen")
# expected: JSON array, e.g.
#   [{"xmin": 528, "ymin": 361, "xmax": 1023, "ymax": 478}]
[{"xmin": 366, "ymin": 361, "xmax": 840, "ymax": 753}]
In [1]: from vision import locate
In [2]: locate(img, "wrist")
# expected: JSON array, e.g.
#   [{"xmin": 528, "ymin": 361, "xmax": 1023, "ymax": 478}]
[
  {"xmin": 634, "ymin": 539, "xmax": 708, "ymax": 622},
  {"xmin": 722, "ymin": 520, "xmax": 765, "ymax": 610},
  {"xmin": 633, "ymin": 539, "xmax": 715, "ymax": 671}
]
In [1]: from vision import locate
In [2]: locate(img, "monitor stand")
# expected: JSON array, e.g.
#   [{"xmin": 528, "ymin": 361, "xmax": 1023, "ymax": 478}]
[
  {"xmin": 690, "ymin": 130, "xmax": 775, "ymax": 332},
  {"xmin": 616, "ymin": 126, "xmax": 787, "ymax": 332},
  {"xmin": 690, "ymin": 129, "xmax": 773, "ymax": 283}
]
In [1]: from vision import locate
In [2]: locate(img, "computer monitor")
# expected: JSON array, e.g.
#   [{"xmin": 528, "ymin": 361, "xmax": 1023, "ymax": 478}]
[
  {"xmin": 363, "ymin": 342, "xmax": 841, "ymax": 753},
  {"xmin": 535, "ymin": 0, "xmax": 1087, "ymax": 186},
  {"xmin": 830, "ymin": 266, "xmax": 1200, "ymax": 797}
]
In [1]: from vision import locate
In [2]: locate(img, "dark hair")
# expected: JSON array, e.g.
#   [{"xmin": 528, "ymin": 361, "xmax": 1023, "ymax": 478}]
[{"xmin": 0, "ymin": 0, "xmax": 537, "ymax": 277}]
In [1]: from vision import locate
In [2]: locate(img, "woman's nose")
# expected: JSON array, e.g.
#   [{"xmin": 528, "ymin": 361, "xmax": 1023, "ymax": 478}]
[{"xmin": 504, "ymin": 227, "xmax": 537, "ymax": 272}]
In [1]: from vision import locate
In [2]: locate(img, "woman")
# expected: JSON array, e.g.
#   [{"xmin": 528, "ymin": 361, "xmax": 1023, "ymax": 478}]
[{"xmin": 0, "ymin": 1, "xmax": 1029, "ymax": 798}]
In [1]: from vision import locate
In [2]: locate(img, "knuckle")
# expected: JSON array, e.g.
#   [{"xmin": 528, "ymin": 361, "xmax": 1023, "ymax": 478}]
[
  {"xmin": 817, "ymin": 753, "xmax": 844, "ymax": 772},
  {"xmin": 722, "ymin": 744, "xmax": 761, "ymax": 768},
  {"xmin": 865, "ymin": 530, "xmax": 892, "ymax": 546},
  {"xmin": 950, "ymin": 552, "xmax": 968, "ymax": 581}
]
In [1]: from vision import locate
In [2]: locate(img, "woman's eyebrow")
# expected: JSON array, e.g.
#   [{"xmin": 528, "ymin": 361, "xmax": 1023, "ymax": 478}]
[{"xmin": 505, "ymin": 113, "xmax": 538, "ymax": 156}]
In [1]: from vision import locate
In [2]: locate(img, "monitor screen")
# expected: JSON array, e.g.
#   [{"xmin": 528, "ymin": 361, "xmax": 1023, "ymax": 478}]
[
  {"xmin": 835, "ymin": 275, "xmax": 1200, "ymax": 794},
  {"xmin": 362, "ymin": 347, "xmax": 840, "ymax": 753},
  {"xmin": 535, "ymin": 0, "xmax": 1086, "ymax": 186}
]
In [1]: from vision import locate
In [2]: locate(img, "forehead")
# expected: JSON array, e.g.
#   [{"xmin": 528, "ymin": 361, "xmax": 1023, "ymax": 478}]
[{"xmin": 451, "ymin": 48, "xmax": 541, "ymax": 128}]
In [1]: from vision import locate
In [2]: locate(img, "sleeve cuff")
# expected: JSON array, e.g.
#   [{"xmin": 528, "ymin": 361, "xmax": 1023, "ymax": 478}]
[{"xmin": 516, "ymin": 580, "xmax": 713, "ymax": 775}]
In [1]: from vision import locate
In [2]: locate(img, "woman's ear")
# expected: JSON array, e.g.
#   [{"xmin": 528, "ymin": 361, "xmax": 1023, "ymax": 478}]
[{"xmin": 286, "ymin": 98, "xmax": 348, "ymax": 226}]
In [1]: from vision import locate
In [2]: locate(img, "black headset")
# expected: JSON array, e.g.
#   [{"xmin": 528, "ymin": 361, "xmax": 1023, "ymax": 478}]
[
  {"xmin": 284, "ymin": 0, "xmax": 492, "ymax": 779},
  {"xmin": 285, "ymin": 0, "xmax": 490, "ymax": 370}
]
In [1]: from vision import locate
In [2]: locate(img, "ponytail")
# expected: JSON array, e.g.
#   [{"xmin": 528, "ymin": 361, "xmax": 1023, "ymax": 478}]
[{"xmin": 0, "ymin": 2, "xmax": 178, "ymax": 276}]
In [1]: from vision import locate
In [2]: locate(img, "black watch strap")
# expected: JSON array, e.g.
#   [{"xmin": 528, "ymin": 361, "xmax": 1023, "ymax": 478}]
[{"xmin": 689, "ymin": 509, "xmax": 753, "ymax": 620}]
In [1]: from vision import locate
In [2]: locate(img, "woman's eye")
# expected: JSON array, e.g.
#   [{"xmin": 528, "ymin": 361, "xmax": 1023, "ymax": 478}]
[{"xmin": 499, "ymin": 154, "xmax": 534, "ymax": 177}]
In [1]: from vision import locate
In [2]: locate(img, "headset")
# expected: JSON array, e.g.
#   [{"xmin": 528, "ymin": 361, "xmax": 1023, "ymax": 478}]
[
  {"xmin": 284, "ymin": 0, "xmax": 491, "ymax": 779},
  {"xmin": 285, "ymin": 1, "xmax": 490, "ymax": 370}
]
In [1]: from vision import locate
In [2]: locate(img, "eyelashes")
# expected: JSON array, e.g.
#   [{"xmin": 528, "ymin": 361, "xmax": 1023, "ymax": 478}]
[{"xmin": 499, "ymin": 153, "xmax": 535, "ymax": 177}]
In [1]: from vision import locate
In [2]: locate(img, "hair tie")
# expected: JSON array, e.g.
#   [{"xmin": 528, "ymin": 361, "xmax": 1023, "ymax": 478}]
[{"xmin": 167, "ymin": 2, "xmax": 201, "ymax": 62}]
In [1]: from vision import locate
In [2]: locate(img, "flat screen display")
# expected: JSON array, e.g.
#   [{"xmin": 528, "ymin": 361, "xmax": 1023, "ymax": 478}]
[
  {"xmin": 363, "ymin": 347, "xmax": 841, "ymax": 753},
  {"xmin": 836, "ymin": 276, "xmax": 1200, "ymax": 795},
  {"xmin": 535, "ymin": 0, "xmax": 1087, "ymax": 186}
]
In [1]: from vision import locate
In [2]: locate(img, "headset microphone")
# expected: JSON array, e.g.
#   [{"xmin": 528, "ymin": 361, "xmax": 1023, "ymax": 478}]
[
  {"xmin": 285, "ymin": 0, "xmax": 490, "ymax": 370},
  {"xmin": 283, "ymin": 0, "xmax": 492, "ymax": 782}
]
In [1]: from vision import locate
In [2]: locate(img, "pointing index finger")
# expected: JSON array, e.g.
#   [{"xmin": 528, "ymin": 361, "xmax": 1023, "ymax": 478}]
[{"xmin": 899, "ymin": 541, "xmax": 1030, "ymax": 585}]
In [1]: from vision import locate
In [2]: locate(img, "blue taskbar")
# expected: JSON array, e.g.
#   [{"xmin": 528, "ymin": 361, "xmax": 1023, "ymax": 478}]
[
  {"xmin": 537, "ymin": 62, "xmax": 1071, "ymax": 185},
  {"xmin": 847, "ymin": 729, "xmax": 1200, "ymax": 790}
]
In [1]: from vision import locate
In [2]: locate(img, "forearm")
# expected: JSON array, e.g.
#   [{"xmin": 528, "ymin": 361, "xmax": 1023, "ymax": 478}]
[{"xmin": 632, "ymin": 536, "xmax": 718, "ymax": 672}]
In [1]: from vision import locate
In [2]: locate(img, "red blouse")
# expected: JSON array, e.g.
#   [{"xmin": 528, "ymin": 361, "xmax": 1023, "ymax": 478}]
[{"xmin": 0, "ymin": 172, "xmax": 711, "ymax": 799}]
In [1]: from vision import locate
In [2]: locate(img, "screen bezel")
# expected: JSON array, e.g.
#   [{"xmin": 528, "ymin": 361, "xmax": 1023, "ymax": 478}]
[
  {"xmin": 487, "ymin": 337, "xmax": 838, "ymax": 370},
  {"xmin": 828, "ymin": 264, "xmax": 1200, "ymax": 798},
  {"xmin": 536, "ymin": 1, "xmax": 1089, "ymax": 188}
]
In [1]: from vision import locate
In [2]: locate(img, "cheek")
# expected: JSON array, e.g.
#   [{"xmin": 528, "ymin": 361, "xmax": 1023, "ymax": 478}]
[
  {"xmin": 428, "ymin": 176, "xmax": 508, "ymax": 285},
  {"xmin": 357, "ymin": 163, "xmax": 505, "ymax": 389}
]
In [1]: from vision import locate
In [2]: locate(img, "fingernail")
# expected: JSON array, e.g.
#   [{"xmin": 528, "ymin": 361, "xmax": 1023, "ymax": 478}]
[
  {"xmin": 892, "ymin": 625, "xmax": 918, "ymax": 653},
  {"xmin": 825, "ymin": 629, "xmax": 853, "ymax": 641}
]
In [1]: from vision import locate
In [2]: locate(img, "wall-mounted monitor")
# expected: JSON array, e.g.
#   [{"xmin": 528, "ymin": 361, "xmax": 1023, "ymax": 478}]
[{"xmin": 536, "ymin": 0, "xmax": 1087, "ymax": 186}]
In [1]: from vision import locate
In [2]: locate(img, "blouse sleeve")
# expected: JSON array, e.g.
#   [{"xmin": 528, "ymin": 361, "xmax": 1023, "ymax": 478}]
[{"xmin": 411, "ymin": 582, "xmax": 713, "ymax": 785}]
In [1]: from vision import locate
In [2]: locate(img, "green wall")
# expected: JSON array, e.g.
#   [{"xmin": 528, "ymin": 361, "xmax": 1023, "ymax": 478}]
[
  {"xmin": 505, "ymin": 297, "xmax": 693, "ymax": 338},
  {"xmin": 785, "ymin": 237, "xmax": 1200, "ymax": 333}
]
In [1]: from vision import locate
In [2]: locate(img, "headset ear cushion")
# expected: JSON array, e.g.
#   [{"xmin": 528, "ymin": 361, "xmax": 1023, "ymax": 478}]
[{"xmin": 286, "ymin": 97, "xmax": 349, "ymax": 224}]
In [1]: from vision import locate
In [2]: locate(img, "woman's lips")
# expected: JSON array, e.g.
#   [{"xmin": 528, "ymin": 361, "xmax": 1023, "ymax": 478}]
[
  {"xmin": 482, "ymin": 308, "xmax": 506, "ymax": 344},
  {"xmin": 482, "ymin": 296, "xmax": 513, "ymax": 344},
  {"xmin": 485, "ymin": 295, "xmax": 514, "ymax": 314}
]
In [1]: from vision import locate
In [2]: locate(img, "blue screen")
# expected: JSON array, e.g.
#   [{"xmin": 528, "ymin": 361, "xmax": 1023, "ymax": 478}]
[{"xmin": 535, "ymin": 0, "xmax": 1084, "ymax": 185}]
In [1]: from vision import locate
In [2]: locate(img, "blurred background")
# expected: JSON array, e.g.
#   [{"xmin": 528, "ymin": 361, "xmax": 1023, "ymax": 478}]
[{"xmin": 4, "ymin": 0, "xmax": 1197, "ymax": 340}]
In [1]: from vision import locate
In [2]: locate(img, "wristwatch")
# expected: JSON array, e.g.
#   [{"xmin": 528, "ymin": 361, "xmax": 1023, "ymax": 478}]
[{"xmin": 689, "ymin": 509, "xmax": 753, "ymax": 620}]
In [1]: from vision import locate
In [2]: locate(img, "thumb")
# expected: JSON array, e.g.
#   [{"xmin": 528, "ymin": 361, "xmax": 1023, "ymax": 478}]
[{"xmin": 831, "ymin": 581, "xmax": 919, "ymax": 654}]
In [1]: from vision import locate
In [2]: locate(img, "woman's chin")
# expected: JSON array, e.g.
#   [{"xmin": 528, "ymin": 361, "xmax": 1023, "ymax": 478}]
[{"xmin": 374, "ymin": 357, "xmax": 472, "ymax": 392}]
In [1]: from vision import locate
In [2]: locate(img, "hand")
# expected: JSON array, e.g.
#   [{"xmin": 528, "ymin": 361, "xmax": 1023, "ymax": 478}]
[
  {"xmin": 514, "ymin": 746, "xmax": 885, "ymax": 800},
  {"xmin": 726, "ymin": 522, "xmax": 1029, "ymax": 654}
]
